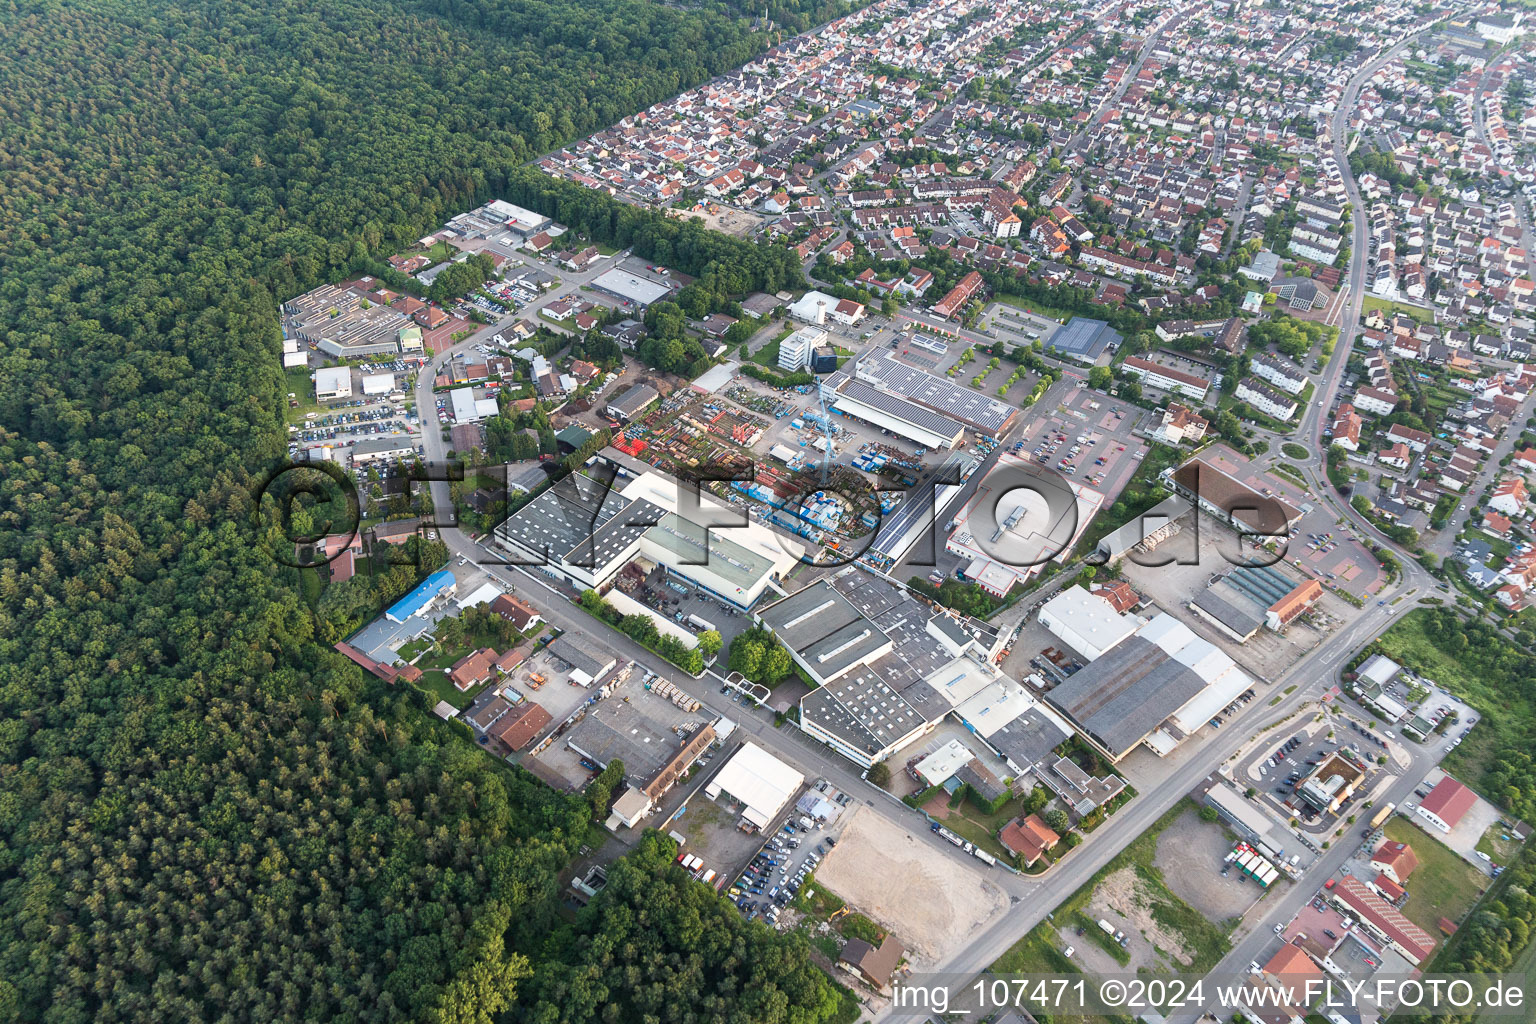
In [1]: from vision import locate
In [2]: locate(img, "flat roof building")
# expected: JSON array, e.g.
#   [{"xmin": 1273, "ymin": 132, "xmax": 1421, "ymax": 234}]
[
  {"xmin": 492, "ymin": 456, "xmax": 802, "ymax": 607},
  {"xmin": 1038, "ymin": 585, "xmax": 1138, "ymax": 661},
  {"xmin": 591, "ymin": 268, "xmax": 671, "ymax": 309},
  {"xmin": 1047, "ymin": 317, "xmax": 1121, "ymax": 363},
  {"xmin": 546, "ymin": 635, "xmax": 617, "ymax": 686},
  {"xmin": 779, "ymin": 325, "xmax": 828, "ymax": 372},
  {"xmin": 759, "ymin": 569, "xmax": 1022, "ymax": 768},
  {"xmin": 705, "ymin": 741, "xmax": 805, "ymax": 831},
  {"xmin": 314, "ymin": 366, "xmax": 352, "ymax": 401},
  {"xmin": 853, "ymin": 352, "xmax": 1018, "ymax": 435},
  {"xmin": 1044, "ymin": 612, "xmax": 1253, "ymax": 761},
  {"xmin": 565, "ymin": 699, "xmax": 715, "ymax": 826},
  {"xmin": 824, "ymin": 374, "xmax": 967, "ymax": 450},
  {"xmin": 361, "ymin": 372, "xmax": 395, "ymax": 395},
  {"xmin": 284, "ymin": 283, "xmax": 411, "ymax": 358},
  {"xmin": 350, "ymin": 436, "xmax": 416, "ymax": 466},
  {"xmin": 384, "ymin": 569, "xmax": 456, "ymax": 623}
]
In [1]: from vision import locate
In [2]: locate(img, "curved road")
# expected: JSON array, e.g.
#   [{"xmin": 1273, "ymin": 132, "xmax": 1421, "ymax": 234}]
[{"xmin": 394, "ymin": 20, "xmax": 1479, "ymax": 1024}]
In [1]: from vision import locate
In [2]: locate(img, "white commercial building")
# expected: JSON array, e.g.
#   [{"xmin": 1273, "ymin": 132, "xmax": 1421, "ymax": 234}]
[
  {"xmin": 493, "ymin": 451, "xmax": 804, "ymax": 608},
  {"xmin": 789, "ymin": 290, "xmax": 865, "ymax": 326},
  {"xmin": 1038, "ymin": 586, "xmax": 1139, "ymax": 661},
  {"xmin": 362, "ymin": 373, "xmax": 396, "ymax": 396},
  {"xmin": 705, "ymin": 742, "xmax": 805, "ymax": 830},
  {"xmin": 314, "ymin": 366, "xmax": 352, "ymax": 401},
  {"xmin": 779, "ymin": 326, "xmax": 828, "ymax": 372},
  {"xmin": 456, "ymin": 582, "xmax": 504, "ymax": 610},
  {"xmin": 450, "ymin": 387, "xmax": 499, "ymax": 423},
  {"xmin": 1138, "ymin": 614, "xmax": 1254, "ymax": 739},
  {"xmin": 591, "ymin": 268, "xmax": 671, "ymax": 309},
  {"xmin": 912, "ymin": 739, "xmax": 976, "ymax": 786},
  {"xmin": 945, "ymin": 460, "xmax": 1103, "ymax": 597}
]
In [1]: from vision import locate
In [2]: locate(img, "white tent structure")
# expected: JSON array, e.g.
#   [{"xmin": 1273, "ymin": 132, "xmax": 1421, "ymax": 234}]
[{"xmin": 705, "ymin": 742, "xmax": 804, "ymax": 830}]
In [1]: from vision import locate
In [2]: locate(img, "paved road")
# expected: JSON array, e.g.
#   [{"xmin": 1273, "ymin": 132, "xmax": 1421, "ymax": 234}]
[
  {"xmin": 1471, "ymin": 56, "xmax": 1536, "ymax": 255},
  {"xmin": 390, "ymin": 18, "xmax": 1477, "ymax": 1024}
]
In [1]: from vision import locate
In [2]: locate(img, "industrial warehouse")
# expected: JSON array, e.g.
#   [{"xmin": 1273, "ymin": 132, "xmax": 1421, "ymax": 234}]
[
  {"xmin": 942, "ymin": 456, "xmax": 1104, "ymax": 597},
  {"xmin": 756, "ymin": 570, "xmax": 1073, "ymax": 776},
  {"xmin": 818, "ymin": 351, "xmax": 1018, "ymax": 450},
  {"xmin": 492, "ymin": 447, "xmax": 804, "ymax": 609},
  {"xmin": 1035, "ymin": 585, "xmax": 1255, "ymax": 762}
]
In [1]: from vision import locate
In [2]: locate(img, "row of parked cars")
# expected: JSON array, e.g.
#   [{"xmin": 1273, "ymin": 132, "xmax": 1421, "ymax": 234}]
[{"xmin": 730, "ymin": 820, "xmax": 833, "ymax": 925}]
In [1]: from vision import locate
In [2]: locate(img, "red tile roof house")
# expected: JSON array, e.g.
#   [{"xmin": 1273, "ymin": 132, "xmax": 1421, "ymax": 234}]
[
  {"xmin": 1255, "ymin": 943, "xmax": 1325, "ymax": 1015},
  {"xmin": 1415, "ymin": 777, "xmax": 1477, "ymax": 833},
  {"xmin": 1331, "ymin": 875, "xmax": 1437, "ymax": 964},
  {"xmin": 999, "ymin": 814, "xmax": 1059, "ymax": 866},
  {"xmin": 1372, "ymin": 873, "xmax": 1407, "ymax": 904},
  {"xmin": 490, "ymin": 701, "xmax": 552, "ymax": 752},
  {"xmin": 448, "ymin": 647, "xmax": 500, "ymax": 692},
  {"xmin": 1370, "ymin": 840, "xmax": 1420, "ymax": 885},
  {"xmin": 491, "ymin": 593, "xmax": 544, "ymax": 632}
]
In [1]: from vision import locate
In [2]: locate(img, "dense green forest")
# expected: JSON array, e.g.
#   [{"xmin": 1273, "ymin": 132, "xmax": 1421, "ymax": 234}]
[{"xmin": 0, "ymin": 0, "xmax": 856, "ymax": 1020}]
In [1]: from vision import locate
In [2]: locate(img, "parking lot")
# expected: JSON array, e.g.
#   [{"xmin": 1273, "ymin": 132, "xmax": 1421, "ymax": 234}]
[
  {"xmin": 976, "ymin": 301, "xmax": 1062, "ymax": 350},
  {"xmin": 1239, "ymin": 713, "xmax": 1395, "ymax": 837},
  {"xmin": 293, "ymin": 400, "xmax": 417, "ymax": 448},
  {"xmin": 1194, "ymin": 446, "xmax": 1388, "ymax": 602},
  {"xmin": 1013, "ymin": 388, "xmax": 1148, "ymax": 496},
  {"xmin": 727, "ymin": 777, "xmax": 858, "ymax": 928}
]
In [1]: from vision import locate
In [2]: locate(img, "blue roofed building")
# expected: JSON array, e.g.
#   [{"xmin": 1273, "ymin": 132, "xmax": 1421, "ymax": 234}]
[
  {"xmin": 385, "ymin": 569, "xmax": 457, "ymax": 623},
  {"xmin": 1046, "ymin": 317, "xmax": 1122, "ymax": 364}
]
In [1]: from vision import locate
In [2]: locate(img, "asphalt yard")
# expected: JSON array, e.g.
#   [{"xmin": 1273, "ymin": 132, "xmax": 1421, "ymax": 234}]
[
  {"xmin": 1118, "ymin": 530, "xmax": 1356, "ymax": 685},
  {"xmin": 1195, "ymin": 445, "xmax": 1388, "ymax": 601},
  {"xmin": 1013, "ymin": 388, "xmax": 1149, "ymax": 508}
]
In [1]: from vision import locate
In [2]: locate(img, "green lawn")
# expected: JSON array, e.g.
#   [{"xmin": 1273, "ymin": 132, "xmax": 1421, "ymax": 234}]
[
  {"xmin": 751, "ymin": 323, "xmax": 795, "ymax": 367},
  {"xmin": 1371, "ymin": 609, "xmax": 1524, "ymax": 790},
  {"xmin": 990, "ymin": 928, "xmax": 1135, "ymax": 1024},
  {"xmin": 1273, "ymin": 463, "xmax": 1308, "ymax": 487},
  {"xmin": 931, "ymin": 798, "xmax": 1020, "ymax": 861},
  {"xmin": 1281, "ymin": 442, "xmax": 1310, "ymax": 460},
  {"xmin": 284, "ymin": 365, "xmax": 319, "ymax": 423},
  {"xmin": 1383, "ymin": 816, "xmax": 1486, "ymax": 934},
  {"xmin": 1475, "ymin": 823, "xmax": 1522, "ymax": 866},
  {"xmin": 398, "ymin": 623, "xmax": 520, "ymax": 709},
  {"xmin": 413, "ymin": 669, "xmax": 486, "ymax": 710},
  {"xmin": 1361, "ymin": 294, "xmax": 1433, "ymax": 321},
  {"xmin": 991, "ymin": 291, "xmax": 1075, "ymax": 324},
  {"xmin": 991, "ymin": 801, "xmax": 1234, "ymax": 977}
]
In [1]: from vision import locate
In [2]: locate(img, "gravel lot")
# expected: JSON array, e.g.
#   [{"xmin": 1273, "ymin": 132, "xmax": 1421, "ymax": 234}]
[{"xmin": 813, "ymin": 805, "xmax": 1007, "ymax": 964}]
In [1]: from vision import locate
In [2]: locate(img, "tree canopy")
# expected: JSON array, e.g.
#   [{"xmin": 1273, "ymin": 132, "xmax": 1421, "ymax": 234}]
[{"xmin": 0, "ymin": 0, "xmax": 855, "ymax": 1019}]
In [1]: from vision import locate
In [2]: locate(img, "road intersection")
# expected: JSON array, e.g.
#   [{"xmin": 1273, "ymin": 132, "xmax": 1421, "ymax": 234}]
[{"xmin": 384, "ymin": 24, "xmax": 1504, "ymax": 1022}]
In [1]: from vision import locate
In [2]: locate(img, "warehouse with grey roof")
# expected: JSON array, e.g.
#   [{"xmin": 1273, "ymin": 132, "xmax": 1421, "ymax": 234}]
[{"xmin": 1046, "ymin": 317, "xmax": 1121, "ymax": 363}]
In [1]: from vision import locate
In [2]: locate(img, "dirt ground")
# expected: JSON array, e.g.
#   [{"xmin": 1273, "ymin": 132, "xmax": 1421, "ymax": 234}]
[
  {"xmin": 685, "ymin": 205, "xmax": 765, "ymax": 237},
  {"xmin": 813, "ymin": 805, "xmax": 1007, "ymax": 964},
  {"xmin": 1087, "ymin": 867, "xmax": 1193, "ymax": 970},
  {"xmin": 1152, "ymin": 807, "xmax": 1257, "ymax": 920}
]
